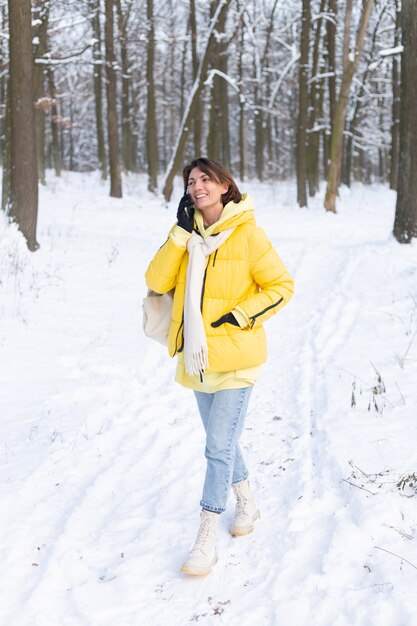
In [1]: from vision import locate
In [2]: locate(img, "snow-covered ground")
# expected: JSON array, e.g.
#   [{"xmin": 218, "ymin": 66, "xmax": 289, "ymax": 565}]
[{"xmin": 1, "ymin": 172, "xmax": 416, "ymax": 626}]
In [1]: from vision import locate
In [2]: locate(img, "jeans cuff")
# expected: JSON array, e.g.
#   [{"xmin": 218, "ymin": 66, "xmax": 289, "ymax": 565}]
[
  {"xmin": 200, "ymin": 501, "xmax": 225, "ymax": 513},
  {"xmin": 232, "ymin": 472, "xmax": 249, "ymax": 485}
]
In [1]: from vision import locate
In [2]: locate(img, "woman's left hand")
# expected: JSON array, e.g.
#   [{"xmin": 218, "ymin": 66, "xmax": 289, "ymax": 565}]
[{"xmin": 211, "ymin": 312, "xmax": 240, "ymax": 328}]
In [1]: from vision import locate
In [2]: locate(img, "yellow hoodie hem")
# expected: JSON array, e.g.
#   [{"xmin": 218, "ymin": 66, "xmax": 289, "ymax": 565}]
[{"xmin": 175, "ymin": 354, "xmax": 262, "ymax": 392}]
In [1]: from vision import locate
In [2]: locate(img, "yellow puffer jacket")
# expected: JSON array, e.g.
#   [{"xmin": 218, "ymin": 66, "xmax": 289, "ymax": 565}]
[{"xmin": 145, "ymin": 194, "xmax": 294, "ymax": 372}]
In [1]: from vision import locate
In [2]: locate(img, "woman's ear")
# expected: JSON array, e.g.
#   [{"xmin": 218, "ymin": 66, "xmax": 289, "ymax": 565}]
[{"xmin": 220, "ymin": 184, "xmax": 229, "ymax": 204}]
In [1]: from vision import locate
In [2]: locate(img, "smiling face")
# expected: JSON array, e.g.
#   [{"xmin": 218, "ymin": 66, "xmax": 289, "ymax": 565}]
[{"xmin": 187, "ymin": 167, "xmax": 229, "ymax": 224}]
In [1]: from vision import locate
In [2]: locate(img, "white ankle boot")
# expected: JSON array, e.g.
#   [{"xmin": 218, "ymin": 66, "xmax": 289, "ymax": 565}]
[
  {"xmin": 180, "ymin": 509, "xmax": 219, "ymax": 576},
  {"xmin": 230, "ymin": 479, "xmax": 260, "ymax": 537}
]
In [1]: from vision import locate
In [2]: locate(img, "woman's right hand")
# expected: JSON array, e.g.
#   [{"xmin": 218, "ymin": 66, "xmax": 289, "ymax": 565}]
[
  {"xmin": 176, "ymin": 193, "xmax": 195, "ymax": 233},
  {"xmin": 211, "ymin": 312, "xmax": 240, "ymax": 328}
]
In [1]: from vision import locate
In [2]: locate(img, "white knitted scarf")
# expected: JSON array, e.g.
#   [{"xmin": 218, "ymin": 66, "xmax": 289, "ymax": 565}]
[{"xmin": 184, "ymin": 229, "xmax": 234, "ymax": 376}]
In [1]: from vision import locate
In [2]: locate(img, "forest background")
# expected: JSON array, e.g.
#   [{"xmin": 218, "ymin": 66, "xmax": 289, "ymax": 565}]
[
  {"xmin": 1, "ymin": 3, "xmax": 417, "ymax": 623},
  {"xmin": 1, "ymin": 0, "xmax": 416, "ymax": 251}
]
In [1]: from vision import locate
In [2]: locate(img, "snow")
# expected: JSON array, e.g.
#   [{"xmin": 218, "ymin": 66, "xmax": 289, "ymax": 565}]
[
  {"xmin": 379, "ymin": 46, "xmax": 404, "ymax": 57},
  {"xmin": 1, "ymin": 172, "xmax": 417, "ymax": 626}
]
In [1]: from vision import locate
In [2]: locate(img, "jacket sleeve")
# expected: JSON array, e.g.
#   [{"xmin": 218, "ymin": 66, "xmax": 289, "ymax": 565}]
[
  {"xmin": 235, "ymin": 227, "xmax": 294, "ymax": 328},
  {"xmin": 145, "ymin": 225, "xmax": 191, "ymax": 294}
]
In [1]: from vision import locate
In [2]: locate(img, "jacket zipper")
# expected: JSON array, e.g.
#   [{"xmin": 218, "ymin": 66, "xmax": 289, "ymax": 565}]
[
  {"xmin": 196, "ymin": 256, "xmax": 211, "ymax": 380},
  {"xmin": 250, "ymin": 297, "xmax": 284, "ymax": 328},
  {"xmin": 174, "ymin": 315, "xmax": 184, "ymax": 354},
  {"xmin": 212, "ymin": 250, "xmax": 218, "ymax": 266},
  {"xmin": 200, "ymin": 255, "xmax": 211, "ymax": 312}
]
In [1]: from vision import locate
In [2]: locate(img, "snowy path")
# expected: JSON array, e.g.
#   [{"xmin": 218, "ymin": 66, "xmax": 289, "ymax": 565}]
[{"xmin": 1, "ymin": 174, "xmax": 417, "ymax": 626}]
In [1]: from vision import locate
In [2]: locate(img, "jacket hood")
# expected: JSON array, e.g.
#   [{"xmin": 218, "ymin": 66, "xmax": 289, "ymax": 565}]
[{"xmin": 194, "ymin": 193, "xmax": 256, "ymax": 238}]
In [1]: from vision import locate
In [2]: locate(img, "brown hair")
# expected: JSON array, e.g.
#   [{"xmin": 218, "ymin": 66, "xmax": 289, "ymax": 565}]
[{"xmin": 182, "ymin": 157, "xmax": 242, "ymax": 206}]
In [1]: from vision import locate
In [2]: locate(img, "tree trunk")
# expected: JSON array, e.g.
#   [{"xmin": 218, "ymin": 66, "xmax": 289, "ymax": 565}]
[
  {"xmin": 255, "ymin": 0, "xmax": 280, "ymax": 182},
  {"xmin": 343, "ymin": 0, "xmax": 353, "ymax": 71},
  {"xmin": 342, "ymin": 134, "xmax": 353, "ymax": 188},
  {"xmin": 324, "ymin": 0, "xmax": 374, "ymax": 213},
  {"xmin": 1, "ymin": 76, "xmax": 11, "ymax": 213},
  {"xmin": 69, "ymin": 97, "xmax": 74, "ymax": 171},
  {"xmin": 105, "ymin": 0, "xmax": 122, "ymax": 198},
  {"xmin": 89, "ymin": 0, "xmax": 107, "ymax": 180},
  {"xmin": 327, "ymin": 0, "xmax": 337, "ymax": 137},
  {"xmin": 116, "ymin": 0, "xmax": 134, "ymax": 173},
  {"xmin": 190, "ymin": 0, "xmax": 201, "ymax": 157},
  {"xmin": 146, "ymin": 0, "xmax": 159, "ymax": 192},
  {"xmin": 307, "ymin": 0, "xmax": 326, "ymax": 198},
  {"xmin": 342, "ymin": 6, "xmax": 384, "ymax": 187},
  {"xmin": 296, "ymin": 0, "xmax": 310, "ymax": 208},
  {"xmin": 390, "ymin": 3, "xmax": 401, "ymax": 191},
  {"xmin": 32, "ymin": 0, "xmax": 49, "ymax": 186},
  {"xmin": 179, "ymin": 21, "xmax": 188, "ymax": 123},
  {"xmin": 48, "ymin": 68, "xmax": 61, "ymax": 177},
  {"xmin": 160, "ymin": 46, "xmax": 168, "ymax": 170},
  {"xmin": 238, "ymin": 11, "xmax": 247, "ymax": 181},
  {"xmin": 206, "ymin": 1, "xmax": 230, "ymax": 168},
  {"xmin": 254, "ymin": 78, "xmax": 264, "ymax": 181},
  {"xmin": 0, "ymin": 5, "xmax": 6, "ymax": 167},
  {"xmin": 162, "ymin": 0, "xmax": 233, "ymax": 201},
  {"xmin": 7, "ymin": 0, "xmax": 39, "ymax": 251},
  {"xmin": 393, "ymin": 1, "xmax": 417, "ymax": 243}
]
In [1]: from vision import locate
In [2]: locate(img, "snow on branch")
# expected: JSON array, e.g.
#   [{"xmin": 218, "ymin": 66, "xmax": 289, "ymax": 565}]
[
  {"xmin": 268, "ymin": 51, "xmax": 300, "ymax": 109},
  {"xmin": 311, "ymin": 12, "xmax": 337, "ymax": 26},
  {"xmin": 34, "ymin": 45, "xmax": 92, "ymax": 65},
  {"xmin": 379, "ymin": 45, "xmax": 403, "ymax": 57},
  {"xmin": 204, "ymin": 69, "xmax": 242, "ymax": 98},
  {"xmin": 307, "ymin": 71, "xmax": 336, "ymax": 85}
]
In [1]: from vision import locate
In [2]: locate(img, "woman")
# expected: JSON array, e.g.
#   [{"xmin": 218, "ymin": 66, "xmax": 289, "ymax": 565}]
[{"xmin": 145, "ymin": 158, "xmax": 294, "ymax": 576}]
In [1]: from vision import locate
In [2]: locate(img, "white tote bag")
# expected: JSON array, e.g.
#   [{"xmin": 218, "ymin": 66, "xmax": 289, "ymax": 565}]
[{"xmin": 142, "ymin": 289, "xmax": 173, "ymax": 346}]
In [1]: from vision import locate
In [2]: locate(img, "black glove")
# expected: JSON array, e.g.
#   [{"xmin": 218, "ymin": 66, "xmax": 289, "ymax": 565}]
[
  {"xmin": 176, "ymin": 193, "xmax": 195, "ymax": 233},
  {"xmin": 211, "ymin": 312, "xmax": 240, "ymax": 328}
]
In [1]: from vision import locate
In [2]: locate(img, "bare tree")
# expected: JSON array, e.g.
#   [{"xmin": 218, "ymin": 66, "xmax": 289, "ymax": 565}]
[
  {"xmin": 237, "ymin": 3, "xmax": 247, "ymax": 181},
  {"xmin": 393, "ymin": 0, "xmax": 417, "ymax": 243},
  {"xmin": 296, "ymin": 0, "xmax": 310, "ymax": 208},
  {"xmin": 32, "ymin": 0, "xmax": 49, "ymax": 186},
  {"xmin": 146, "ymin": 0, "xmax": 159, "ymax": 192},
  {"xmin": 206, "ymin": 0, "xmax": 230, "ymax": 168},
  {"xmin": 0, "ymin": 4, "xmax": 6, "ymax": 168},
  {"xmin": 116, "ymin": 0, "xmax": 135, "ymax": 173},
  {"xmin": 162, "ymin": 0, "xmax": 233, "ymax": 201},
  {"xmin": 0, "ymin": 0, "xmax": 399, "ymax": 203},
  {"xmin": 390, "ymin": 0, "xmax": 401, "ymax": 191},
  {"xmin": 1, "ymin": 74, "xmax": 11, "ymax": 213},
  {"xmin": 341, "ymin": 4, "xmax": 387, "ymax": 188},
  {"xmin": 324, "ymin": 0, "xmax": 374, "ymax": 213},
  {"xmin": 327, "ymin": 0, "xmax": 337, "ymax": 138},
  {"xmin": 48, "ymin": 68, "xmax": 61, "ymax": 177},
  {"xmin": 306, "ymin": 0, "xmax": 326, "ymax": 198},
  {"xmin": 105, "ymin": 0, "xmax": 122, "ymax": 197},
  {"xmin": 89, "ymin": 0, "xmax": 107, "ymax": 180},
  {"xmin": 7, "ymin": 0, "xmax": 39, "ymax": 251},
  {"xmin": 190, "ymin": 0, "xmax": 201, "ymax": 157},
  {"xmin": 245, "ymin": 0, "xmax": 280, "ymax": 182}
]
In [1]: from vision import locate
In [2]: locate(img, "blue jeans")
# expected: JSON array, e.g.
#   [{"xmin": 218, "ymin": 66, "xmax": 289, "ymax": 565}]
[{"xmin": 194, "ymin": 387, "xmax": 253, "ymax": 513}]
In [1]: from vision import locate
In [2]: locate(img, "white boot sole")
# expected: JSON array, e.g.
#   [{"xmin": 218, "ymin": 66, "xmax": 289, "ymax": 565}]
[
  {"xmin": 230, "ymin": 510, "xmax": 260, "ymax": 537},
  {"xmin": 180, "ymin": 554, "xmax": 218, "ymax": 576}
]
